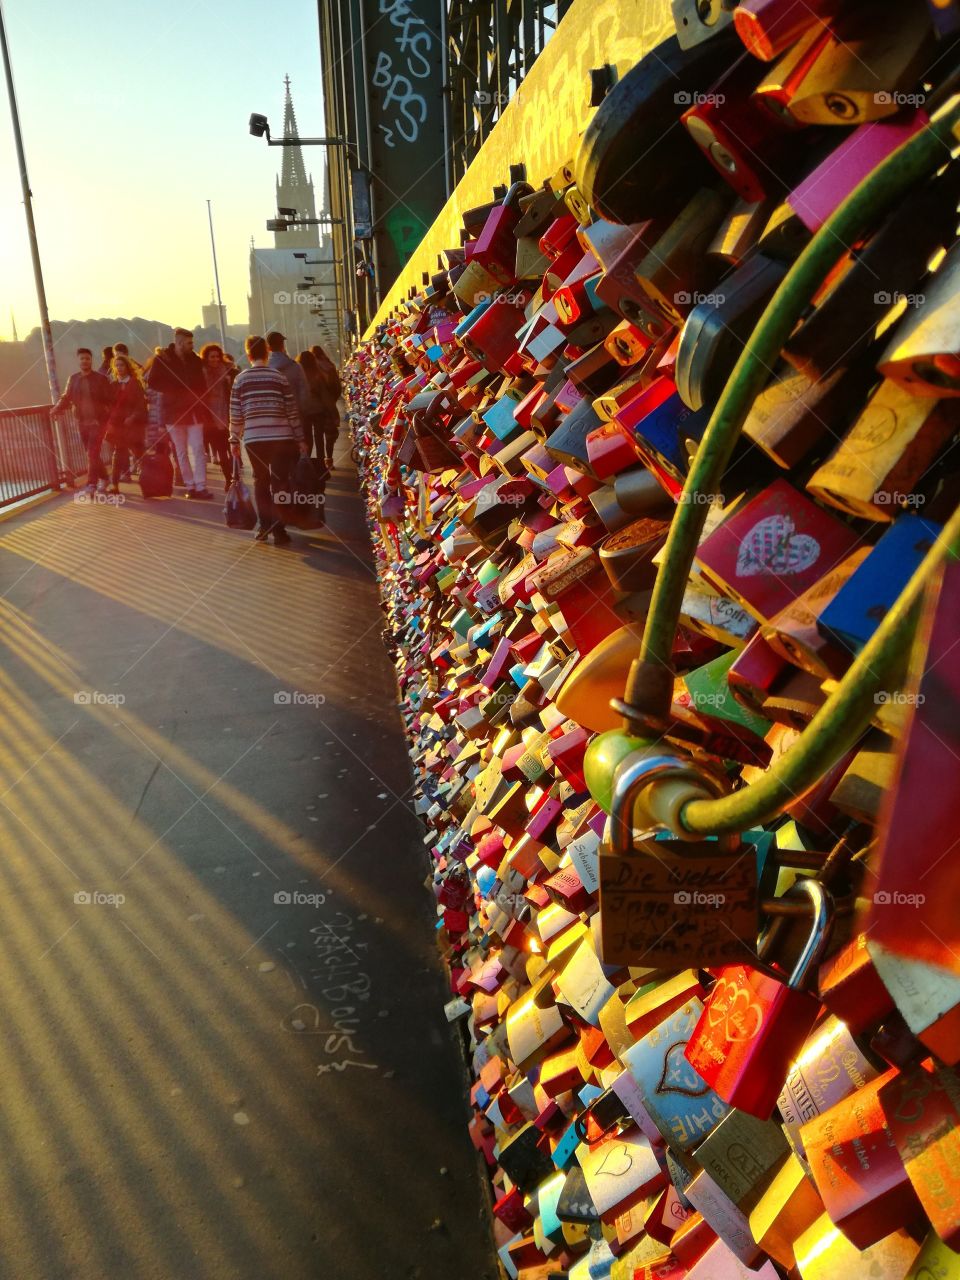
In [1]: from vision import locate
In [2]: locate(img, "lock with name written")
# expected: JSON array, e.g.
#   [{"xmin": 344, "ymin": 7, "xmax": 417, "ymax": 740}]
[{"xmin": 684, "ymin": 878, "xmax": 835, "ymax": 1118}]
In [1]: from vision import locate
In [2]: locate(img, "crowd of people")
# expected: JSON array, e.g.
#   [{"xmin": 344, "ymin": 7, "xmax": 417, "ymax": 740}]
[{"xmin": 53, "ymin": 329, "xmax": 342, "ymax": 542}]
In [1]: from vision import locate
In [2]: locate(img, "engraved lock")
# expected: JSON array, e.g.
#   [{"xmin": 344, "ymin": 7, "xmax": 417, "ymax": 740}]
[{"xmin": 683, "ymin": 878, "xmax": 835, "ymax": 1118}]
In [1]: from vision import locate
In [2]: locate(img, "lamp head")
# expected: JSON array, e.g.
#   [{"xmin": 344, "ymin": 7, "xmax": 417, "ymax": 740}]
[{"xmin": 249, "ymin": 113, "xmax": 270, "ymax": 139}]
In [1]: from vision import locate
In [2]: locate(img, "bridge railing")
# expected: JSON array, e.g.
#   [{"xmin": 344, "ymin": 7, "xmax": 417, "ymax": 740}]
[{"xmin": 0, "ymin": 404, "xmax": 69, "ymax": 508}]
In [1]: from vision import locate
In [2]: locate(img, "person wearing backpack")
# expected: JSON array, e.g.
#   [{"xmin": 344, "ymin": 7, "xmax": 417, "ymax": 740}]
[{"xmin": 229, "ymin": 335, "xmax": 307, "ymax": 545}]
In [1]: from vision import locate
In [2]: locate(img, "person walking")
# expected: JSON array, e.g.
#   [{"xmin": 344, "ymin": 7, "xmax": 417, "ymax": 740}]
[
  {"xmin": 295, "ymin": 349, "xmax": 326, "ymax": 460},
  {"xmin": 103, "ymin": 353, "xmax": 147, "ymax": 495},
  {"xmin": 309, "ymin": 343, "xmax": 342, "ymax": 470},
  {"xmin": 146, "ymin": 327, "xmax": 213, "ymax": 499},
  {"xmin": 53, "ymin": 347, "xmax": 115, "ymax": 494},
  {"xmin": 98, "ymin": 346, "xmax": 114, "ymax": 378},
  {"xmin": 266, "ymin": 331, "xmax": 309, "ymax": 434},
  {"xmin": 200, "ymin": 342, "xmax": 234, "ymax": 489},
  {"xmin": 229, "ymin": 335, "xmax": 307, "ymax": 545}
]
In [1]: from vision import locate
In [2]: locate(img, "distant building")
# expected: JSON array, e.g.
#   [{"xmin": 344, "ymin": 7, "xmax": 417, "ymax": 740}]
[
  {"xmin": 247, "ymin": 78, "xmax": 339, "ymax": 360},
  {"xmin": 202, "ymin": 296, "xmax": 228, "ymax": 332}
]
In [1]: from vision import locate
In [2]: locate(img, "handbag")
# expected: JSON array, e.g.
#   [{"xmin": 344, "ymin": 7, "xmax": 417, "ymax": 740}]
[
  {"xmin": 223, "ymin": 457, "xmax": 257, "ymax": 529},
  {"xmin": 138, "ymin": 443, "xmax": 174, "ymax": 498}
]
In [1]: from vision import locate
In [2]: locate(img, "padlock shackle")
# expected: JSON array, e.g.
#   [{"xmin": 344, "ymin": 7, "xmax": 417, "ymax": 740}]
[
  {"xmin": 758, "ymin": 878, "xmax": 835, "ymax": 989},
  {"xmin": 608, "ymin": 751, "xmax": 734, "ymax": 856}
]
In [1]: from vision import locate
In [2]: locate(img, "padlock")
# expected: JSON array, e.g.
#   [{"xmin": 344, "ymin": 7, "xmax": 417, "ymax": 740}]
[
  {"xmin": 672, "ymin": 0, "xmax": 736, "ymax": 48},
  {"xmin": 632, "ymin": 187, "xmax": 730, "ymax": 333},
  {"xmin": 879, "ymin": 238, "xmax": 960, "ymax": 397},
  {"xmin": 733, "ymin": 0, "xmax": 844, "ymax": 61},
  {"xmin": 683, "ymin": 879, "xmax": 834, "ymax": 1118},
  {"xmin": 807, "ymin": 385, "xmax": 960, "ymax": 521},
  {"xmin": 575, "ymin": 31, "xmax": 742, "ymax": 225},
  {"xmin": 784, "ymin": 163, "xmax": 960, "ymax": 382},
  {"xmin": 759, "ymin": 2, "xmax": 935, "ymax": 127},
  {"xmin": 748, "ymin": 1151, "xmax": 825, "ymax": 1270},
  {"xmin": 691, "ymin": 1108, "xmax": 790, "ymax": 1211},
  {"xmin": 694, "ymin": 478, "xmax": 863, "ymax": 624},
  {"xmin": 674, "ymin": 253, "xmax": 787, "ymax": 410},
  {"xmin": 681, "ymin": 52, "xmax": 802, "ymax": 202},
  {"xmin": 879, "ymin": 1058, "xmax": 960, "ymax": 1250},
  {"xmin": 801, "ymin": 1068, "xmax": 926, "ymax": 1249}
]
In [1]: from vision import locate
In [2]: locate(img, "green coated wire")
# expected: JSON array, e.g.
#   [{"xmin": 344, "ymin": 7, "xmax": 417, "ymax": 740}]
[
  {"xmin": 623, "ymin": 96, "xmax": 960, "ymax": 834},
  {"xmin": 681, "ymin": 506, "xmax": 960, "ymax": 834}
]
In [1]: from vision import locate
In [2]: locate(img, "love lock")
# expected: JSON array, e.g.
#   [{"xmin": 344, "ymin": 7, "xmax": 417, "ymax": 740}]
[{"xmin": 684, "ymin": 878, "xmax": 835, "ymax": 1118}]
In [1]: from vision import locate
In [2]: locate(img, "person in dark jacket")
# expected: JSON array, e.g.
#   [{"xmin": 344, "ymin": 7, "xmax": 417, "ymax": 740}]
[
  {"xmin": 200, "ymin": 342, "xmax": 233, "ymax": 489},
  {"xmin": 146, "ymin": 327, "xmax": 213, "ymax": 499},
  {"xmin": 309, "ymin": 343, "xmax": 342, "ymax": 469},
  {"xmin": 53, "ymin": 348, "xmax": 115, "ymax": 494},
  {"xmin": 98, "ymin": 346, "xmax": 114, "ymax": 378},
  {"xmin": 103, "ymin": 354, "xmax": 148, "ymax": 494}
]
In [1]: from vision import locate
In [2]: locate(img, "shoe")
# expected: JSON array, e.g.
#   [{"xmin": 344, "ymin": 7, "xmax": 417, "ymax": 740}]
[
  {"xmin": 272, "ymin": 527, "xmax": 292, "ymax": 546},
  {"xmin": 96, "ymin": 479, "xmax": 107, "ymax": 494},
  {"xmin": 192, "ymin": 489, "xmax": 214, "ymax": 500},
  {"xmin": 184, "ymin": 487, "xmax": 196, "ymax": 499},
  {"xmin": 254, "ymin": 526, "xmax": 270, "ymax": 543},
  {"xmin": 324, "ymin": 457, "xmax": 334, "ymax": 469}
]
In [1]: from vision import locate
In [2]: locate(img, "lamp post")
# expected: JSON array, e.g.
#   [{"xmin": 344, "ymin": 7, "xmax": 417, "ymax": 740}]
[
  {"xmin": 206, "ymin": 199, "xmax": 228, "ymax": 349},
  {"xmin": 0, "ymin": 0, "xmax": 59, "ymax": 403}
]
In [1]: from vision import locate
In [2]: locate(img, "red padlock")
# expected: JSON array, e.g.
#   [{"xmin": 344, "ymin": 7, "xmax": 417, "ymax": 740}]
[{"xmin": 684, "ymin": 879, "xmax": 834, "ymax": 1118}]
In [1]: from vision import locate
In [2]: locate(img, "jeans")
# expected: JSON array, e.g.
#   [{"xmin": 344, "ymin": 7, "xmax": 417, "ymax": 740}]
[
  {"xmin": 79, "ymin": 422, "xmax": 107, "ymax": 485},
  {"xmin": 168, "ymin": 421, "xmax": 206, "ymax": 489},
  {"xmin": 245, "ymin": 439, "xmax": 298, "ymax": 532},
  {"xmin": 315, "ymin": 415, "xmax": 339, "ymax": 460}
]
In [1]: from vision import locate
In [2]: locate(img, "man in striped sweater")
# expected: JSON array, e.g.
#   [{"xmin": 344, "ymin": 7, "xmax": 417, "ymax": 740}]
[{"xmin": 229, "ymin": 334, "xmax": 308, "ymax": 544}]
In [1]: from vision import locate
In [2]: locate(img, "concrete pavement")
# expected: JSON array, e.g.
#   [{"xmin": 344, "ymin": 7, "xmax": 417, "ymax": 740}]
[{"xmin": 0, "ymin": 455, "xmax": 494, "ymax": 1280}]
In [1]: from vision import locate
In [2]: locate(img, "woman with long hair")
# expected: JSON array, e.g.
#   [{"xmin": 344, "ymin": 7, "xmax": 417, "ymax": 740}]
[
  {"xmin": 295, "ymin": 349, "xmax": 325, "ymax": 460},
  {"xmin": 104, "ymin": 354, "xmax": 148, "ymax": 494},
  {"xmin": 200, "ymin": 342, "xmax": 234, "ymax": 488},
  {"xmin": 308, "ymin": 344, "xmax": 342, "ymax": 469}
]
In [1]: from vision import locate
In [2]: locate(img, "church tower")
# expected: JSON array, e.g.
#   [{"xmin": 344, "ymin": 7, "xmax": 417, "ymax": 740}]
[{"xmin": 274, "ymin": 76, "xmax": 320, "ymax": 250}]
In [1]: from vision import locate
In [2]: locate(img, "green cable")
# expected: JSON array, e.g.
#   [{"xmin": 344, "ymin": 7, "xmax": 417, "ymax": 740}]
[
  {"xmin": 634, "ymin": 97, "xmax": 960, "ymax": 684},
  {"xmin": 681, "ymin": 505, "xmax": 960, "ymax": 834}
]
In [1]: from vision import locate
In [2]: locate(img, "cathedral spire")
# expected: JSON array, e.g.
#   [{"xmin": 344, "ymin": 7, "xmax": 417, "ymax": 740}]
[{"xmin": 280, "ymin": 74, "xmax": 310, "ymax": 194}]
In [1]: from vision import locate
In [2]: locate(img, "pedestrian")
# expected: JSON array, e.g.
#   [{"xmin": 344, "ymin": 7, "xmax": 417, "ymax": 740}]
[
  {"xmin": 200, "ymin": 342, "xmax": 233, "ymax": 489},
  {"xmin": 309, "ymin": 343, "xmax": 342, "ymax": 469},
  {"xmin": 103, "ymin": 353, "xmax": 147, "ymax": 495},
  {"xmin": 295, "ymin": 349, "xmax": 326, "ymax": 459},
  {"xmin": 98, "ymin": 345, "xmax": 114, "ymax": 378},
  {"xmin": 53, "ymin": 347, "xmax": 115, "ymax": 494},
  {"xmin": 266, "ymin": 331, "xmax": 310, "ymax": 433},
  {"xmin": 146, "ymin": 327, "xmax": 213, "ymax": 499},
  {"xmin": 113, "ymin": 341, "xmax": 143, "ymax": 376},
  {"xmin": 229, "ymin": 334, "xmax": 307, "ymax": 545}
]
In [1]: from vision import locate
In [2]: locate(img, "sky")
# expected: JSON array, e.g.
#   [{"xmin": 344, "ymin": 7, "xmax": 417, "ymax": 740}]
[{"xmin": 0, "ymin": 0, "xmax": 328, "ymax": 339}]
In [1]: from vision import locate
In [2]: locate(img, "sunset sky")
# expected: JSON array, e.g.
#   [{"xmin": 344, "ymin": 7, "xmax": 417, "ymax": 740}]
[{"xmin": 0, "ymin": 0, "xmax": 327, "ymax": 339}]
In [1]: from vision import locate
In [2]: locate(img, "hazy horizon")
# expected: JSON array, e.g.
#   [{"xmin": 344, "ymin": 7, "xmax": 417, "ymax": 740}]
[{"xmin": 0, "ymin": 0, "xmax": 328, "ymax": 341}]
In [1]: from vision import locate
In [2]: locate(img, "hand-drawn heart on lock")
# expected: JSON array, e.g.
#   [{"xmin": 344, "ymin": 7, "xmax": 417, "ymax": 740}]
[
  {"xmin": 596, "ymin": 1143, "xmax": 634, "ymax": 1179},
  {"xmin": 658, "ymin": 1041, "xmax": 710, "ymax": 1098},
  {"xmin": 736, "ymin": 515, "xmax": 820, "ymax": 578},
  {"xmin": 705, "ymin": 977, "xmax": 764, "ymax": 1041}
]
